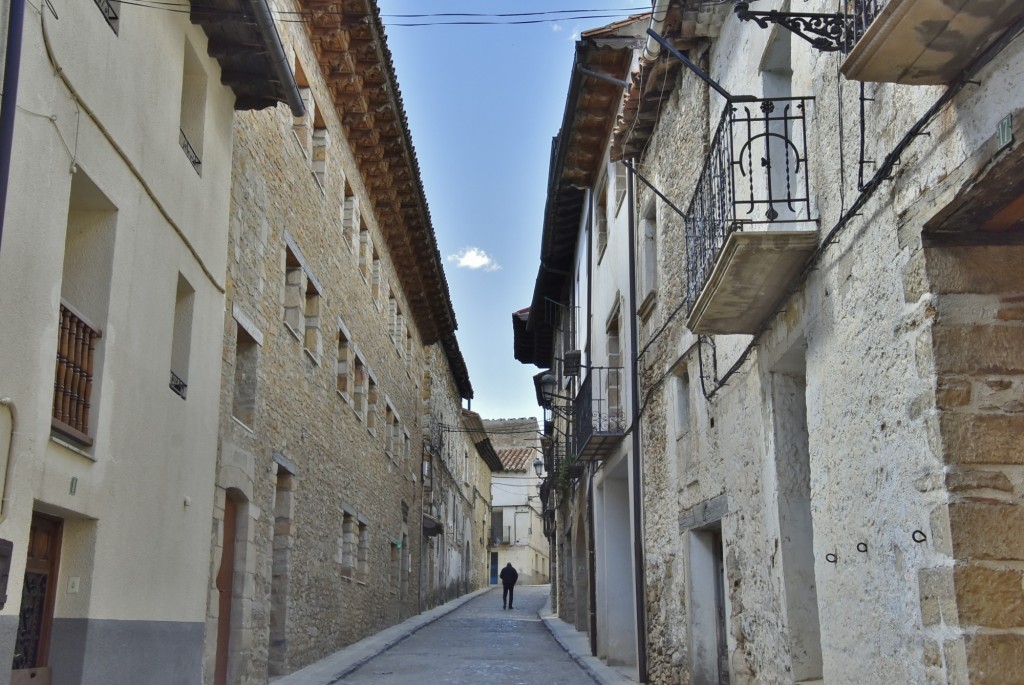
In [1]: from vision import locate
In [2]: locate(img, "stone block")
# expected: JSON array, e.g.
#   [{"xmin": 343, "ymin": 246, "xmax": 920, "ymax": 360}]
[
  {"xmin": 933, "ymin": 325, "xmax": 1024, "ymax": 375},
  {"xmin": 954, "ymin": 565, "xmax": 1024, "ymax": 629},
  {"xmin": 945, "ymin": 468, "xmax": 1014, "ymax": 494},
  {"xmin": 949, "ymin": 502, "xmax": 1024, "ymax": 561},
  {"xmin": 965, "ymin": 633, "xmax": 1024, "ymax": 685},
  {"xmin": 925, "ymin": 246, "xmax": 1024, "ymax": 296},
  {"xmin": 918, "ymin": 566, "xmax": 957, "ymax": 627},
  {"xmin": 939, "ymin": 412, "xmax": 1024, "ymax": 465},
  {"xmin": 936, "ymin": 378, "xmax": 972, "ymax": 409}
]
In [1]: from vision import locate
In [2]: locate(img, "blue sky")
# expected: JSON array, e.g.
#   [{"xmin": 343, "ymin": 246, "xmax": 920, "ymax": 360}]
[{"xmin": 378, "ymin": 2, "xmax": 644, "ymax": 421}]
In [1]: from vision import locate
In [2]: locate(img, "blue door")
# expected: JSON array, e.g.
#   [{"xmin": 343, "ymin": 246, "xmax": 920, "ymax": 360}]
[{"xmin": 489, "ymin": 552, "xmax": 498, "ymax": 585}]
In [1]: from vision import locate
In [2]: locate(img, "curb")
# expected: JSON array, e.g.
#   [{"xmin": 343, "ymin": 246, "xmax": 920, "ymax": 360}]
[{"xmin": 538, "ymin": 599, "xmax": 637, "ymax": 685}]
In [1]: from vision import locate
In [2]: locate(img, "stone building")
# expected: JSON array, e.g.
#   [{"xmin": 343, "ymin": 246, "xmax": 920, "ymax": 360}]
[
  {"xmin": 205, "ymin": 1, "xmax": 481, "ymax": 683},
  {"xmin": 0, "ymin": 0, "xmax": 297, "ymax": 683},
  {"xmin": 518, "ymin": 0, "xmax": 1024, "ymax": 683}
]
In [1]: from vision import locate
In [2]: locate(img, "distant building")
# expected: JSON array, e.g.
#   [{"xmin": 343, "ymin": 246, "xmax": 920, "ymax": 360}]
[{"xmin": 485, "ymin": 419, "xmax": 549, "ymax": 585}]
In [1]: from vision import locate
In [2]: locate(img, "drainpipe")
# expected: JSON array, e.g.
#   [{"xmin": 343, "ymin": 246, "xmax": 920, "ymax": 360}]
[
  {"xmin": 641, "ymin": 0, "xmax": 672, "ymax": 63},
  {"xmin": 0, "ymin": 0, "xmax": 26, "ymax": 258},
  {"xmin": 626, "ymin": 159, "xmax": 648, "ymax": 682},
  {"xmin": 245, "ymin": 0, "xmax": 306, "ymax": 117},
  {"xmin": 0, "ymin": 398, "xmax": 16, "ymax": 524}
]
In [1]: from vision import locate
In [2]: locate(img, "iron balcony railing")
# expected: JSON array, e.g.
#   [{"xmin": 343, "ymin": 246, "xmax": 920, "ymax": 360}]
[
  {"xmin": 53, "ymin": 301, "xmax": 101, "ymax": 446},
  {"xmin": 93, "ymin": 0, "xmax": 119, "ymax": 32},
  {"xmin": 684, "ymin": 96, "xmax": 815, "ymax": 314},
  {"xmin": 574, "ymin": 366, "xmax": 626, "ymax": 459},
  {"xmin": 179, "ymin": 129, "xmax": 202, "ymax": 174},
  {"xmin": 846, "ymin": 0, "xmax": 886, "ymax": 48},
  {"xmin": 169, "ymin": 371, "xmax": 188, "ymax": 399},
  {"xmin": 490, "ymin": 525, "xmax": 512, "ymax": 546}
]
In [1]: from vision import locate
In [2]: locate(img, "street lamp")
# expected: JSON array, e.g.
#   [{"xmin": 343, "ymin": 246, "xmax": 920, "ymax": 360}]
[
  {"xmin": 540, "ymin": 373, "xmax": 557, "ymax": 405},
  {"xmin": 533, "ymin": 456, "xmax": 544, "ymax": 478}
]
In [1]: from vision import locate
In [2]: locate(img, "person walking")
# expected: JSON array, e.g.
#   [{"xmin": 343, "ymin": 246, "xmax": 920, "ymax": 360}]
[{"xmin": 499, "ymin": 562, "xmax": 518, "ymax": 610}]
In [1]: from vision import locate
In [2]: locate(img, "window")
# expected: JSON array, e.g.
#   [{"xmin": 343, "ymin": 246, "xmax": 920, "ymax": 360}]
[
  {"xmin": 53, "ymin": 170, "xmax": 115, "ymax": 447},
  {"xmin": 283, "ymin": 245, "xmax": 321, "ymax": 362},
  {"xmin": 340, "ymin": 512, "xmax": 355, "ymax": 575},
  {"xmin": 675, "ymin": 370, "xmax": 691, "ymax": 439},
  {"xmin": 367, "ymin": 377, "xmax": 379, "ymax": 433},
  {"xmin": 639, "ymin": 201, "xmax": 658, "ymax": 314},
  {"xmin": 403, "ymin": 432, "xmax": 411, "ymax": 461},
  {"xmin": 337, "ymin": 325, "xmax": 351, "ymax": 400},
  {"xmin": 354, "ymin": 356, "xmax": 367, "ymax": 419},
  {"xmin": 312, "ymin": 122, "xmax": 329, "ymax": 190},
  {"xmin": 232, "ymin": 325, "xmax": 258, "ymax": 427},
  {"xmin": 405, "ymin": 329, "xmax": 413, "ymax": 366},
  {"xmin": 606, "ymin": 307, "xmax": 623, "ymax": 429},
  {"xmin": 357, "ymin": 521, "xmax": 369, "ymax": 580},
  {"xmin": 595, "ymin": 179, "xmax": 608, "ymax": 259},
  {"xmin": 341, "ymin": 180, "xmax": 358, "ymax": 250},
  {"xmin": 93, "ymin": 0, "xmax": 119, "ymax": 33},
  {"xmin": 371, "ymin": 251, "xmax": 383, "ymax": 305},
  {"xmin": 614, "ymin": 161, "xmax": 629, "ymax": 214},
  {"xmin": 384, "ymin": 405, "xmax": 395, "ymax": 455},
  {"xmin": 179, "ymin": 39, "xmax": 207, "ymax": 175},
  {"xmin": 359, "ymin": 228, "xmax": 371, "ymax": 281},
  {"xmin": 292, "ymin": 60, "xmax": 315, "ymax": 159},
  {"xmin": 388, "ymin": 294, "xmax": 398, "ymax": 346},
  {"xmin": 169, "ymin": 274, "xmax": 194, "ymax": 399}
]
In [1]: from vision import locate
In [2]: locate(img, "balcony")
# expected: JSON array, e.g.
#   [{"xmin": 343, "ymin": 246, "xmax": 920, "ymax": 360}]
[
  {"xmin": 842, "ymin": 0, "xmax": 1024, "ymax": 84},
  {"xmin": 490, "ymin": 525, "xmax": 512, "ymax": 546},
  {"xmin": 574, "ymin": 367, "xmax": 626, "ymax": 461},
  {"xmin": 684, "ymin": 97, "xmax": 817, "ymax": 335}
]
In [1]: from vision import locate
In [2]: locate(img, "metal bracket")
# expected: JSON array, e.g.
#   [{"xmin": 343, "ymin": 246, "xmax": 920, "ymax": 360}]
[{"xmin": 734, "ymin": 2, "xmax": 854, "ymax": 53}]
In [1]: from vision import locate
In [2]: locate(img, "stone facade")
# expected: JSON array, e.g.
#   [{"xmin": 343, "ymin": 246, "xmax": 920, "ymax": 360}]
[
  {"xmin": 203, "ymin": 1, "xmax": 478, "ymax": 683},
  {"xmin": 517, "ymin": 1, "xmax": 1024, "ymax": 683}
]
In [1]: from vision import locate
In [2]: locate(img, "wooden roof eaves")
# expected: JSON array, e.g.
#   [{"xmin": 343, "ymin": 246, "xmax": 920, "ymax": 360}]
[{"xmin": 298, "ymin": 0, "xmax": 458, "ymax": 350}]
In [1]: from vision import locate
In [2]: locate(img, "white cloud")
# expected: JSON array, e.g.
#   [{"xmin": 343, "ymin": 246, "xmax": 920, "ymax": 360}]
[
  {"xmin": 551, "ymin": 23, "xmax": 564, "ymax": 33},
  {"xmin": 447, "ymin": 247, "xmax": 501, "ymax": 272}
]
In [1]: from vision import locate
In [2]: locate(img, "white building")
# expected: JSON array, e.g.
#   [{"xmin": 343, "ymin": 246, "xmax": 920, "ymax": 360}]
[{"xmin": 0, "ymin": 1, "xmax": 298, "ymax": 682}]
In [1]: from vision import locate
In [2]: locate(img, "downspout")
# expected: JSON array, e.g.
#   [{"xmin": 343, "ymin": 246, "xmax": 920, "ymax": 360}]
[
  {"xmin": 0, "ymin": 0, "xmax": 26, "ymax": 257},
  {"xmin": 641, "ymin": 0, "xmax": 672, "ymax": 63},
  {"xmin": 626, "ymin": 159, "xmax": 648, "ymax": 681},
  {"xmin": 246, "ymin": 0, "xmax": 306, "ymax": 117},
  {"xmin": 0, "ymin": 398, "xmax": 17, "ymax": 524},
  {"xmin": 585, "ymin": 190, "xmax": 598, "ymax": 655}
]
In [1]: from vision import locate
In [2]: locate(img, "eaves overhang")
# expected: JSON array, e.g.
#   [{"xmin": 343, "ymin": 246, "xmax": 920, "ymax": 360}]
[
  {"xmin": 190, "ymin": 0, "xmax": 304, "ymax": 115},
  {"xmin": 520, "ymin": 18, "xmax": 646, "ymax": 367},
  {"xmin": 292, "ymin": 0, "xmax": 470, "ymax": 397}
]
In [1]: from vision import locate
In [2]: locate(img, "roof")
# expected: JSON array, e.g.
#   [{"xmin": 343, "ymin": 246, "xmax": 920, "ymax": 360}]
[
  {"xmin": 462, "ymin": 410, "xmax": 503, "ymax": 472},
  {"xmin": 514, "ymin": 16, "xmax": 648, "ymax": 368},
  {"xmin": 498, "ymin": 447, "xmax": 536, "ymax": 473},
  {"xmin": 296, "ymin": 0, "xmax": 472, "ymax": 399}
]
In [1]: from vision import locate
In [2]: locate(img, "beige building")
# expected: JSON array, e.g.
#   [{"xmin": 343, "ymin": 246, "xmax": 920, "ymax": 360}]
[
  {"xmin": 518, "ymin": 1, "xmax": 1024, "ymax": 683},
  {"xmin": 204, "ymin": 1, "xmax": 484, "ymax": 683},
  {"xmin": 0, "ymin": 0, "xmax": 296, "ymax": 683}
]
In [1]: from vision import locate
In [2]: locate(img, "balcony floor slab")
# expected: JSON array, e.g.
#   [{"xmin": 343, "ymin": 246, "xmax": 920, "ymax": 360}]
[{"xmin": 687, "ymin": 230, "xmax": 818, "ymax": 335}]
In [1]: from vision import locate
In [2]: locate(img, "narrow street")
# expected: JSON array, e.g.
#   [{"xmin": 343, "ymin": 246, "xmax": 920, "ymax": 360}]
[{"xmin": 338, "ymin": 586, "xmax": 596, "ymax": 684}]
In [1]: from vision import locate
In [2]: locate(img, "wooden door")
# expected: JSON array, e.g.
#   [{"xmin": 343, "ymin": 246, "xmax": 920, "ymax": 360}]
[
  {"xmin": 11, "ymin": 513, "xmax": 62, "ymax": 683},
  {"xmin": 215, "ymin": 495, "xmax": 237, "ymax": 685}
]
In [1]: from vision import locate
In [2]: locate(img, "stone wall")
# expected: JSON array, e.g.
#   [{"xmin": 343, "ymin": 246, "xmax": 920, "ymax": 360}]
[{"xmin": 635, "ymin": 4, "xmax": 1024, "ymax": 683}]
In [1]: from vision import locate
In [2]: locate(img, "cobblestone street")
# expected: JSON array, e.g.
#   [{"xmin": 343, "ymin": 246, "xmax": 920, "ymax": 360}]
[{"xmin": 338, "ymin": 586, "xmax": 596, "ymax": 684}]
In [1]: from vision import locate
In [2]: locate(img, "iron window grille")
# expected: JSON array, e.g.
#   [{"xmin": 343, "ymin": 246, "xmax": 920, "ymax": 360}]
[
  {"xmin": 53, "ymin": 301, "xmax": 101, "ymax": 445},
  {"xmin": 179, "ymin": 129, "xmax": 202, "ymax": 174},
  {"xmin": 93, "ymin": 0, "xmax": 119, "ymax": 33}
]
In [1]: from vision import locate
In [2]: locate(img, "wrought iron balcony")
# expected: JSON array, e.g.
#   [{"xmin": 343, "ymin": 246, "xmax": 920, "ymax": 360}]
[
  {"xmin": 574, "ymin": 367, "xmax": 626, "ymax": 461},
  {"xmin": 842, "ymin": 0, "xmax": 1024, "ymax": 84},
  {"xmin": 179, "ymin": 129, "xmax": 202, "ymax": 175},
  {"xmin": 684, "ymin": 97, "xmax": 818, "ymax": 334}
]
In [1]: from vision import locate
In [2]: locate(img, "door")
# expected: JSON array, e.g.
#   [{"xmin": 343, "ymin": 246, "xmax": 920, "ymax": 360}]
[
  {"xmin": 215, "ymin": 495, "xmax": 238, "ymax": 685},
  {"xmin": 489, "ymin": 552, "xmax": 498, "ymax": 585},
  {"xmin": 12, "ymin": 513, "xmax": 62, "ymax": 684}
]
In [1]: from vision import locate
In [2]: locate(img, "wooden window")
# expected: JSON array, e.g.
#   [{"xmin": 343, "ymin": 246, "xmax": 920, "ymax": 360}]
[{"xmin": 232, "ymin": 326, "xmax": 258, "ymax": 427}]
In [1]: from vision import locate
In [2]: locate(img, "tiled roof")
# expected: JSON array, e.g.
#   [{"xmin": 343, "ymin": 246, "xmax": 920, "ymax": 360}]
[{"xmin": 498, "ymin": 448, "xmax": 535, "ymax": 473}]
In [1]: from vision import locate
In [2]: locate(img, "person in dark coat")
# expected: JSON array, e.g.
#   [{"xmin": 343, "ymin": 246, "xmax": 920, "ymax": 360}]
[{"xmin": 499, "ymin": 562, "xmax": 518, "ymax": 610}]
